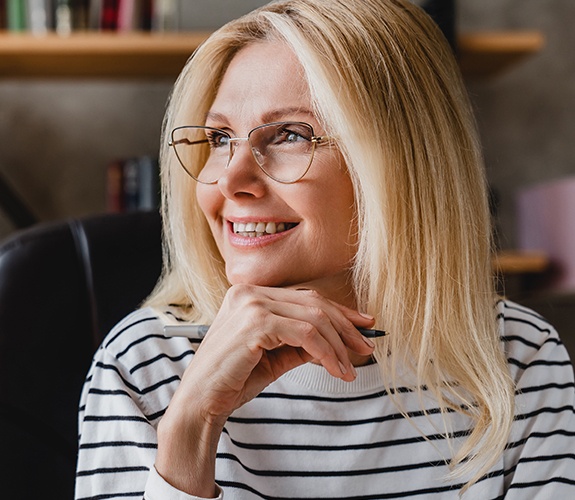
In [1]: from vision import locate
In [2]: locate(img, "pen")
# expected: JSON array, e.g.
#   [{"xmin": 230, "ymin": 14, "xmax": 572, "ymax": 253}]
[{"xmin": 163, "ymin": 324, "xmax": 387, "ymax": 339}]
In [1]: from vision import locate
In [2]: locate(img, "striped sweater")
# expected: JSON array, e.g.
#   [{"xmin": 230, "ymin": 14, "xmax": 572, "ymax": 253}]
[{"xmin": 75, "ymin": 301, "xmax": 575, "ymax": 499}]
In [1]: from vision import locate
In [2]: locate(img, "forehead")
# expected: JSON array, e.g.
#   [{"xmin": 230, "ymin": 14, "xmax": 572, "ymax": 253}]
[{"xmin": 209, "ymin": 41, "xmax": 313, "ymax": 125}]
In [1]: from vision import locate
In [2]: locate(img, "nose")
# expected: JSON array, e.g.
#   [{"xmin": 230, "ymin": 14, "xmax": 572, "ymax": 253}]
[{"xmin": 217, "ymin": 138, "xmax": 266, "ymax": 199}]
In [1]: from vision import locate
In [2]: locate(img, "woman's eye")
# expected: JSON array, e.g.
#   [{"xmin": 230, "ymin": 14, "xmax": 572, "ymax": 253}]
[
  {"xmin": 285, "ymin": 131, "xmax": 303, "ymax": 142},
  {"xmin": 207, "ymin": 132, "xmax": 229, "ymax": 148},
  {"xmin": 278, "ymin": 127, "xmax": 310, "ymax": 144}
]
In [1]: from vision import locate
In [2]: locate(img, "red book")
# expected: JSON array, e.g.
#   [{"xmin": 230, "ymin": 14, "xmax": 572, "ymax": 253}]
[
  {"xmin": 101, "ymin": 0, "xmax": 120, "ymax": 31},
  {"xmin": 106, "ymin": 159, "xmax": 125, "ymax": 213}
]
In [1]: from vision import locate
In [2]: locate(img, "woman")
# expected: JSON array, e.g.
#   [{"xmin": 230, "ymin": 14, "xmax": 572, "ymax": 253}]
[{"xmin": 75, "ymin": 0, "xmax": 575, "ymax": 498}]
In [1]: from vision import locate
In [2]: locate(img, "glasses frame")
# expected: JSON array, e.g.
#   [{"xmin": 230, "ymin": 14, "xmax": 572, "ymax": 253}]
[{"xmin": 168, "ymin": 121, "xmax": 333, "ymax": 184}]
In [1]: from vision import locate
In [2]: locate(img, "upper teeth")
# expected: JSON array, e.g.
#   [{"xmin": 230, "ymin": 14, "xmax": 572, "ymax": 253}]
[{"xmin": 233, "ymin": 221, "xmax": 288, "ymax": 236}]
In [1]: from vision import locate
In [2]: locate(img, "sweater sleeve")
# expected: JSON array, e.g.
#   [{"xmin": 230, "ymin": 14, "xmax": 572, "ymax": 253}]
[
  {"xmin": 501, "ymin": 310, "xmax": 575, "ymax": 498},
  {"xmin": 75, "ymin": 344, "xmax": 223, "ymax": 500},
  {"xmin": 75, "ymin": 345, "xmax": 159, "ymax": 499},
  {"xmin": 145, "ymin": 466, "xmax": 223, "ymax": 500}
]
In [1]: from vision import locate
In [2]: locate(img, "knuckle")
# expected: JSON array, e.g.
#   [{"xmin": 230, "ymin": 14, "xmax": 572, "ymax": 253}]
[
  {"xmin": 299, "ymin": 322, "xmax": 319, "ymax": 342},
  {"xmin": 308, "ymin": 306, "xmax": 328, "ymax": 324},
  {"xmin": 303, "ymin": 289, "xmax": 321, "ymax": 300},
  {"xmin": 341, "ymin": 317, "xmax": 355, "ymax": 334}
]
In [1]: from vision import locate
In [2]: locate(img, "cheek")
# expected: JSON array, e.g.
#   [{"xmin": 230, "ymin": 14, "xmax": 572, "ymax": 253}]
[
  {"xmin": 307, "ymin": 163, "xmax": 357, "ymax": 251},
  {"xmin": 324, "ymin": 158, "xmax": 356, "ymax": 220},
  {"xmin": 194, "ymin": 185, "xmax": 225, "ymax": 248},
  {"xmin": 195, "ymin": 184, "xmax": 218, "ymax": 222}
]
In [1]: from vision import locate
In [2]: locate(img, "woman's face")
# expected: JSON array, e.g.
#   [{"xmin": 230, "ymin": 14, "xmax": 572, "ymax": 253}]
[{"xmin": 196, "ymin": 41, "xmax": 357, "ymax": 300}]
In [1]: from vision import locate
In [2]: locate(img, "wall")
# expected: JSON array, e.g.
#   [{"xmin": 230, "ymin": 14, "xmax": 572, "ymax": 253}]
[
  {"xmin": 0, "ymin": 0, "xmax": 574, "ymax": 249},
  {"xmin": 460, "ymin": 0, "xmax": 575, "ymax": 248}
]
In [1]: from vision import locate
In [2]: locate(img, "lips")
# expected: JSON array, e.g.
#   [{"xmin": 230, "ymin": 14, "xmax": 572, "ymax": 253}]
[{"xmin": 232, "ymin": 221, "xmax": 297, "ymax": 238}]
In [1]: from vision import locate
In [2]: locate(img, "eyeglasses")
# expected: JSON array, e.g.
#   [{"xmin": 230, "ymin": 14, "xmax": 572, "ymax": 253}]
[{"xmin": 168, "ymin": 121, "xmax": 332, "ymax": 184}]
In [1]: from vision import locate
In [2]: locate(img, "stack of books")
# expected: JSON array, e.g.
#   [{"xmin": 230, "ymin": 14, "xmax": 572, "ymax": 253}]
[
  {"xmin": 106, "ymin": 156, "xmax": 160, "ymax": 213},
  {"xmin": 1, "ymin": 0, "xmax": 181, "ymax": 34}
]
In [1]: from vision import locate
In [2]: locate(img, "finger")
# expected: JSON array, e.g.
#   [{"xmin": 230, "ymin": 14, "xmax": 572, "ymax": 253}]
[
  {"xmin": 247, "ymin": 315, "xmax": 351, "ymax": 380},
  {"xmin": 267, "ymin": 288, "xmax": 376, "ymax": 355},
  {"xmin": 320, "ymin": 302, "xmax": 377, "ymax": 355},
  {"xmin": 263, "ymin": 299, "xmax": 353, "ymax": 365}
]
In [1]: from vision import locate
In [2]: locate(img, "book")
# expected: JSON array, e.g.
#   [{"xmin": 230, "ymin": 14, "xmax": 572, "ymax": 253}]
[
  {"xmin": 0, "ymin": 0, "xmax": 8, "ymax": 29},
  {"xmin": 71, "ymin": 0, "xmax": 90, "ymax": 30},
  {"xmin": 100, "ymin": 0, "xmax": 119, "ymax": 31},
  {"xmin": 117, "ymin": 0, "xmax": 137, "ymax": 32},
  {"xmin": 88, "ymin": 0, "xmax": 102, "ymax": 30},
  {"xmin": 117, "ymin": 0, "xmax": 156, "ymax": 32},
  {"xmin": 106, "ymin": 159, "xmax": 125, "ymax": 213},
  {"xmin": 136, "ymin": 156, "xmax": 160, "ymax": 211},
  {"xmin": 122, "ymin": 157, "xmax": 140, "ymax": 211},
  {"xmin": 106, "ymin": 156, "xmax": 160, "ymax": 213},
  {"xmin": 7, "ymin": 0, "xmax": 27, "ymax": 31},
  {"xmin": 140, "ymin": 0, "xmax": 151, "ymax": 31}
]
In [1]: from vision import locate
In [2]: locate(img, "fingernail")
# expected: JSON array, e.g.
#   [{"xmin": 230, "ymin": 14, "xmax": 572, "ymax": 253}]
[
  {"xmin": 338, "ymin": 361, "xmax": 348, "ymax": 375},
  {"xmin": 350, "ymin": 364, "xmax": 358, "ymax": 378},
  {"xmin": 359, "ymin": 312, "xmax": 374, "ymax": 320}
]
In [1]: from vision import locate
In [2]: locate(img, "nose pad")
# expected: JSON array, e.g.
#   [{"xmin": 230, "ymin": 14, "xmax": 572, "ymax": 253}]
[
  {"xmin": 251, "ymin": 147, "xmax": 264, "ymax": 166},
  {"xmin": 226, "ymin": 138, "xmax": 249, "ymax": 167},
  {"xmin": 225, "ymin": 138, "xmax": 261, "ymax": 173},
  {"xmin": 217, "ymin": 138, "xmax": 266, "ymax": 197}
]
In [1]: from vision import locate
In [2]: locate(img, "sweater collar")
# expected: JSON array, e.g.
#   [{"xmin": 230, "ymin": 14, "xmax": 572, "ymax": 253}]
[{"xmin": 277, "ymin": 361, "xmax": 386, "ymax": 395}]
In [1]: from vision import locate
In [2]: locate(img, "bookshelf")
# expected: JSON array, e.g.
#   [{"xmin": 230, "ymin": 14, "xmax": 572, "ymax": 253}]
[
  {"xmin": 0, "ymin": 30, "xmax": 544, "ymax": 79},
  {"xmin": 0, "ymin": 30, "xmax": 549, "ymax": 277}
]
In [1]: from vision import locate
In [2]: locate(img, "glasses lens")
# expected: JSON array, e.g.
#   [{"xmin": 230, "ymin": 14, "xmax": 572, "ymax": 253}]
[
  {"xmin": 171, "ymin": 126, "xmax": 230, "ymax": 183},
  {"xmin": 249, "ymin": 122, "xmax": 316, "ymax": 183}
]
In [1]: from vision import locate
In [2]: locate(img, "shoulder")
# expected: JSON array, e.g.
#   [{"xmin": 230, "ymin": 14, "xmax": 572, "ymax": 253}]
[
  {"xmin": 102, "ymin": 306, "xmax": 167, "ymax": 351},
  {"xmin": 497, "ymin": 302, "xmax": 575, "ymax": 493},
  {"xmin": 93, "ymin": 305, "xmax": 198, "ymax": 386},
  {"xmin": 497, "ymin": 299, "xmax": 573, "ymax": 383},
  {"xmin": 497, "ymin": 299, "xmax": 560, "ymax": 350},
  {"xmin": 80, "ymin": 306, "xmax": 197, "ymax": 429}
]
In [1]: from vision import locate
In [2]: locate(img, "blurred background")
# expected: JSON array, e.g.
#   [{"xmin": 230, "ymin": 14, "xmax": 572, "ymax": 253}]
[{"xmin": 0, "ymin": 0, "xmax": 574, "ymax": 347}]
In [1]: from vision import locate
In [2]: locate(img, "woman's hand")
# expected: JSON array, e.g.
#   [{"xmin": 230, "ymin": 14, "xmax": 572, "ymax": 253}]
[
  {"xmin": 188, "ymin": 284, "xmax": 375, "ymax": 418},
  {"xmin": 155, "ymin": 284, "xmax": 376, "ymax": 496}
]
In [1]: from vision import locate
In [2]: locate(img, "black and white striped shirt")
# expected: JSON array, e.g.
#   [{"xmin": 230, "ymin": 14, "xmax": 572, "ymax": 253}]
[{"xmin": 75, "ymin": 301, "xmax": 575, "ymax": 499}]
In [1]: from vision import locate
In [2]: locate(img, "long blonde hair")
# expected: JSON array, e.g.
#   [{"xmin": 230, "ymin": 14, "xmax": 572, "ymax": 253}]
[{"xmin": 146, "ymin": 0, "xmax": 514, "ymax": 490}]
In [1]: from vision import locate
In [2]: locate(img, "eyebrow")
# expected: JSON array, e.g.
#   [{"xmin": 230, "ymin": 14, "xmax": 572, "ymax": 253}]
[{"xmin": 205, "ymin": 107, "xmax": 317, "ymax": 125}]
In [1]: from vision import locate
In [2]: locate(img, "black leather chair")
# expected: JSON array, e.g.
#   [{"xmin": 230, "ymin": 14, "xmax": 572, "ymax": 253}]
[{"xmin": 0, "ymin": 210, "xmax": 163, "ymax": 499}]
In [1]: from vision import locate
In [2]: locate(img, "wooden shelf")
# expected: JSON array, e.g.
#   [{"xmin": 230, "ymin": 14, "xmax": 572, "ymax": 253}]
[
  {"xmin": 0, "ymin": 30, "xmax": 544, "ymax": 79},
  {"xmin": 458, "ymin": 31, "xmax": 545, "ymax": 78},
  {"xmin": 0, "ymin": 32, "xmax": 211, "ymax": 79},
  {"xmin": 492, "ymin": 250, "xmax": 549, "ymax": 275}
]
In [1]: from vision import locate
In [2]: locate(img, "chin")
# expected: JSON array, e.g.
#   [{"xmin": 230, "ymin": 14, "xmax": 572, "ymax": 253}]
[{"xmin": 226, "ymin": 269, "xmax": 284, "ymax": 288}]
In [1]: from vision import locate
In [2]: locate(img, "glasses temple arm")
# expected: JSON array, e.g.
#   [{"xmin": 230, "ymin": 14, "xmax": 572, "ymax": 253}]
[{"xmin": 168, "ymin": 138, "xmax": 209, "ymax": 147}]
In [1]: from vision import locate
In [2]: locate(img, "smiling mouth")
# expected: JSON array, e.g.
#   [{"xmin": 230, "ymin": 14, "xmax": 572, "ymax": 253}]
[{"xmin": 232, "ymin": 221, "xmax": 298, "ymax": 238}]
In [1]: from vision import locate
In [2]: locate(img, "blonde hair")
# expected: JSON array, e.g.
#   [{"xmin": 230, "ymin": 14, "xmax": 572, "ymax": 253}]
[{"xmin": 146, "ymin": 0, "xmax": 514, "ymax": 490}]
